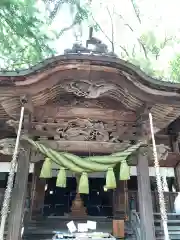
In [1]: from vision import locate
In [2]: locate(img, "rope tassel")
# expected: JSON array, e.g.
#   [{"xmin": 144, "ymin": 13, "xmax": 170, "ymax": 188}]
[
  {"xmin": 105, "ymin": 168, "xmax": 116, "ymax": 189},
  {"xmin": 120, "ymin": 160, "xmax": 130, "ymax": 180},
  {"xmin": 40, "ymin": 157, "xmax": 52, "ymax": 178},
  {"xmin": 78, "ymin": 172, "xmax": 89, "ymax": 194},
  {"xmin": 56, "ymin": 168, "xmax": 66, "ymax": 188}
]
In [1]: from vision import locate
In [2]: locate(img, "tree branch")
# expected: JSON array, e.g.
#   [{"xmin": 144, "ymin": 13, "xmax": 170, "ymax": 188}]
[
  {"xmin": 130, "ymin": 0, "xmax": 141, "ymax": 24},
  {"xmin": 115, "ymin": 12, "xmax": 148, "ymax": 59},
  {"xmin": 132, "ymin": 44, "xmax": 136, "ymax": 57},
  {"xmin": 106, "ymin": 7, "xmax": 115, "ymax": 53},
  {"xmin": 120, "ymin": 46, "xmax": 130, "ymax": 57},
  {"xmin": 161, "ymin": 35, "xmax": 173, "ymax": 49},
  {"xmin": 91, "ymin": 15, "xmax": 129, "ymax": 57}
]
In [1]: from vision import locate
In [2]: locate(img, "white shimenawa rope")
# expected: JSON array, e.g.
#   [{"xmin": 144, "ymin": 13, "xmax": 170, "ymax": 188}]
[
  {"xmin": 0, "ymin": 106, "xmax": 24, "ymax": 240},
  {"xmin": 149, "ymin": 112, "xmax": 170, "ymax": 240}
]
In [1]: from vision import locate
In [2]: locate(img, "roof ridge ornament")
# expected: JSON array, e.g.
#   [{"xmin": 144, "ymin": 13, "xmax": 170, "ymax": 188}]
[{"xmin": 64, "ymin": 27, "xmax": 117, "ymax": 57}]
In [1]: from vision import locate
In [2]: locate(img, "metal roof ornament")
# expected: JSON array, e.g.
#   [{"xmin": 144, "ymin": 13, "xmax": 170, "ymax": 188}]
[{"xmin": 64, "ymin": 27, "xmax": 117, "ymax": 57}]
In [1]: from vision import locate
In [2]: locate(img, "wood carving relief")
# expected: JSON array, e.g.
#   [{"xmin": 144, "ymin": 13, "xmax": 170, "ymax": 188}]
[
  {"xmin": 50, "ymin": 94, "xmax": 119, "ymax": 109},
  {"xmin": 60, "ymin": 80, "xmax": 116, "ymax": 99},
  {"xmin": 33, "ymin": 119, "xmax": 133, "ymax": 144},
  {"xmin": 7, "ymin": 118, "xmax": 134, "ymax": 145}
]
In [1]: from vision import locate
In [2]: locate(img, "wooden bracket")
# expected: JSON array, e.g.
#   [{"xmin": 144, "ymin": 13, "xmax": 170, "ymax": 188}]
[{"xmin": 20, "ymin": 94, "xmax": 34, "ymax": 114}]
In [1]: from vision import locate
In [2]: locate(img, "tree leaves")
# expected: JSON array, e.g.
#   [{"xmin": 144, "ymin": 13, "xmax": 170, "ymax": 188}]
[
  {"xmin": 170, "ymin": 54, "xmax": 180, "ymax": 82},
  {"xmin": 1, "ymin": 0, "xmax": 180, "ymax": 84},
  {"xmin": 0, "ymin": 0, "xmax": 56, "ymax": 70}
]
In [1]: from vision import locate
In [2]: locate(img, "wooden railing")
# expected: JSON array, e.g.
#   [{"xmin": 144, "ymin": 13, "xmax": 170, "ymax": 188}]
[{"xmin": 128, "ymin": 191, "xmax": 178, "ymax": 213}]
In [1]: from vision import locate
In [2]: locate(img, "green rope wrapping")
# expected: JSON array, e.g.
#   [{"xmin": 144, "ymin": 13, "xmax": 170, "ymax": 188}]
[
  {"xmin": 56, "ymin": 168, "xmax": 67, "ymax": 188},
  {"xmin": 40, "ymin": 157, "xmax": 52, "ymax": 178},
  {"xmin": 119, "ymin": 160, "xmax": 130, "ymax": 180},
  {"xmin": 24, "ymin": 137, "xmax": 142, "ymax": 191},
  {"xmin": 105, "ymin": 167, "xmax": 117, "ymax": 189},
  {"xmin": 78, "ymin": 172, "xmax": 89, "ymax": 194}
]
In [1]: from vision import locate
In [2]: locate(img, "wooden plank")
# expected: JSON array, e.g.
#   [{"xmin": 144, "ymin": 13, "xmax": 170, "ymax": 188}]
[
  {"xmin": 34, "ymin": 140, "xmax": 130, "ymax": 154},
  {"xmin": 137, "ymin": 148, "xmax": 156, "ymax": 240},
  {"xmin": 34, "ymin": 105, "xmax": 136, "ymax": 121},
  {"xmin": 6, "ymin": 147, "xmax": 31, "ymax": 240},
  {"xmin": 33, "ymin": 106, "xmax": 136, "ymax": 122}
]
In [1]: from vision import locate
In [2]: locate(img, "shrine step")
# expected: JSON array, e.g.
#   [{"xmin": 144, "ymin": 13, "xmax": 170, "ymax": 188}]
[
  {"xmin": 155, "ymin": 216, "xmax": 180, "ymax": 239},
  {"xmin": 154, "ymin": 214, "xmax": 180, "ymax": 239},
  {"xmin": 130, "ymin": 212, "xmax": 180, "ymax": 239}
]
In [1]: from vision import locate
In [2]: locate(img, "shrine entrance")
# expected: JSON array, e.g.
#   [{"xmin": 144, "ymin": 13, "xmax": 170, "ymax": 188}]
[{"xmin": 44, "ymin": 176, "xmax": 113, "ymax": 217}]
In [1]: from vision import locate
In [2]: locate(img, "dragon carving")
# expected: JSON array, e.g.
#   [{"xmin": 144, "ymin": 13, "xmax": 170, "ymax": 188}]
[
  {"xmin": 3, "ymin": 119, "xmax": 170, "ymax": 163},
  {"xmin": 55, "ymin": 119, "xmax": 109, "ymax": 141}
]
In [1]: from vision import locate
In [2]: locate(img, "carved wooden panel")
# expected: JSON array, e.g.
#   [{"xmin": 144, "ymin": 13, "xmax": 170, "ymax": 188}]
[
  {"xmin": 31, "ymin": 119, "xmax": 137, "ymax": 143},
  {"xmin": 47, "ymin": 93, "xmax": 125, "ymax": 110}
]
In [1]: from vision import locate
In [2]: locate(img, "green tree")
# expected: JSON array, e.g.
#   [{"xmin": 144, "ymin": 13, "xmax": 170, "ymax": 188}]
[
  {"xmin": 0, "ymin": 0, "xmax": 56, "ymax": 70},
  {"xmin": 170, "ymin": 54, "xmax": 180, "ymax": 82},
  {"xmin": 48, "ymin": 0, "xmax": 180, "ymax": 82},
  {"xmin": 43, "ymin": 0, "xmax": 95, "ymax": 38},
  {"xmin": 1, "ymin": 0, "xmax": 180, "ymax": 83}
]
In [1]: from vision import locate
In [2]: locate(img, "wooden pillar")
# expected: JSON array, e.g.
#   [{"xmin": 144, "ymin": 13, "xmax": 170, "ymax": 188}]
[
  {"xmin": 30, "ymin": 162, "xmax": 46, "ymax": 218},
  {"xmin": 175, "ymin": 163, "xmax": 180, "ymax": 192},
  {"xmin": 137, "ymin": 147, "xmax": 155, "ymax": 240},
  {"xmin": 172, "ymin": 137, "xmax": 180, "ymax": 191},
  {"xmin": 6, "ymin": 148, "xmax": 31, "ymax": 240},
  {"xmin": 112, "ymin": 180, "xmax": 127, "ymax": 238},
  {"xmin": 113, "ymin": 181, "xmax": 127, "ymax": 219}
]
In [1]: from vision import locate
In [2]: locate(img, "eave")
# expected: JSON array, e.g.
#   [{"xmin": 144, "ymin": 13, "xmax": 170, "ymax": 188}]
[{"xmin": 0, "ymin": 54, "xmax": 179, "ymax": 149}]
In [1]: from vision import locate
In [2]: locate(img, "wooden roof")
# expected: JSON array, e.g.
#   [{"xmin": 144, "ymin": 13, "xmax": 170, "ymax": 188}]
[
  {"xmin": 0, "ymin": 55, "xmax": 180, "ymax": 124},
  {"xmin": 0, "ymin": 54, "xmax": 180, "ymax": 158}
]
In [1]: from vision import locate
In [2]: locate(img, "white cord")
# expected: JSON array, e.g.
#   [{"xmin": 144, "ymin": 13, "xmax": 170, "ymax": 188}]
[
  {"xmin": 0, "ymin": 106, "xmax": 24, "ymax": 240},
  {"xmin": 149, "ymin": 112, "xmax": 170, "ymax": 240}
]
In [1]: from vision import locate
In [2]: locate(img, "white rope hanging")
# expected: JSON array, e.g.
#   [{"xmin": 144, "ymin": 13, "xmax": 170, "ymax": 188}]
[
  {"xmin": 0, "ymin": 106, "xmax": 24, "ymax": 240},
  {"xmin": 149, "ymin": 112, "xmax": 170, "ymax": 240}
]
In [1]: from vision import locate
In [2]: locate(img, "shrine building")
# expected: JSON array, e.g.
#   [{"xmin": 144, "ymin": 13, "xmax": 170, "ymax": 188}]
[{"xmin": 0, "ymin": 40, "xmax": 180, "ymax": 240}]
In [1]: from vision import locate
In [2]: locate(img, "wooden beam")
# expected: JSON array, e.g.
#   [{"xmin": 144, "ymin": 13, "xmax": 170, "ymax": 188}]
[
  {"xmin": 29, "ymin": 140, "xmax": 179, "ymax": 167},
  {"xmin": 113, "ymin": 180, "xmax": 127, "ymax": 219},
  {"xmin": 130, "ymin": 152, "xmax": 180, "ymax": 167},
  {"xmin": 175, "ymin": 163, "xmax": 180, "ymax": 191},
  {"xmin": 0, "ymin": 139, "xmax": 178, "ymax": 167},
  {"xmin": 137, "ymin": 148, "xmax": 156, "ymax": 240},
  {"xmin": 20, "ymin": 95, "xmax": 34, "ymax": 114},
  {"xmin": 33, "ymin": 106, "xmax": 136, "ymax": 122},
  {"xmin": 27, "ymin": 129, "xmax": 140, "ymax": 141},
  {"xmin": 171, "ymin": 136, "xmax": 180, "ymax": 191},
  {"xmin": 32, "ymin": 140, "xmax": 132, "ymax": 154}
]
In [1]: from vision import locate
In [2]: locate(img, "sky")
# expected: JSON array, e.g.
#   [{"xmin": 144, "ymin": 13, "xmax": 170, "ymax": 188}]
[{"xmin": 37, "ymin": 0, "xmax": 180, "ymax": 80}]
